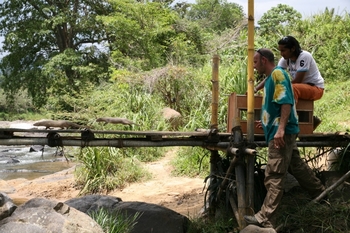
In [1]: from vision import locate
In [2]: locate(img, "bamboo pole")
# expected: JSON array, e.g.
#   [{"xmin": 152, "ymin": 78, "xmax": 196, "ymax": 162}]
[
  {"xmin": 0, "ymin": 138, "xmax": 210, "ymax": 147},
  {"xmin": 245, "ymin": 0, "xmax": 256, "ymax": 217},
  {"xmin": 312, "ymin": 169, "xmax": 350, "ymax": 203},
  {"xmin": 208, "ymin": 54, "xmax": 221, "ymax": 216},
  {"xmin": 0, "ymin": 128, "xmax": 211, "ymax": 136},
  {"xmin": 229, "ymin": 194, "xmax": 241, "ymax": 228},
  {"xmin": 0, "ymin": 138, "xmax": 347, "ymax": 148},
  {"xmin": 232, "ymin": 117, "xmax": 246, "ymax": 229},
  {"xmin": 216, "ymin": 155, "xmax": 239, "ymax": 200},
  {"xmin": 211, "ymin": 54, "xmax": 220, "ymax": 129},
  {"xmin": 246, "ymin": 0, "xmax": 255, "ymax": 136}
]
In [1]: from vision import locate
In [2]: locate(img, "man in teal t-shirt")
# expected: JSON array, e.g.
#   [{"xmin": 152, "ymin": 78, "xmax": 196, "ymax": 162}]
[
  {"xmin": 261, "ymin": 59, "xmax": 299, "ymax": 144},
  {"xmin": 243, "ymin": 48, "xmax": 325, "ymax": 229}
]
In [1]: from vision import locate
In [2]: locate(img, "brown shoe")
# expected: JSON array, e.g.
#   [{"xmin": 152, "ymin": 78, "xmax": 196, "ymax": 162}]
[
  {"xmin": 244, "ymin": 215, "xmax": 263, "ymax": 227},
  {"xmin": 313, "ymin": 116, "xmax": 322, "ymax": 131}
]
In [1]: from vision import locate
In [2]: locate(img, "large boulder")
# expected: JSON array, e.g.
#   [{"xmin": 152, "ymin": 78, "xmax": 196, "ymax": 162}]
[
  {"xmin": 161, "ymin": 107, "xmax": 182, "ymax": 130},
  {"xmin": 115, "ymin": 201, "xmax": 189, "ymax": 233},
  {"xmin": 0, "ymin": 193, "xmax": 17, "ymax": 221},
  {"xmin": 0, "ymin": 181, "xmax": 16, "ymax": 194},
  {"xmin": 0, "ymin": 197, "xmax": 103, "ymax": 233},
  {"xmin": 65, "ymin": 194, "xmax": 189, "ymax": 233},
  {"xmin": 65, "ymin": 194, "xmax": 122, "ymax": 213}
]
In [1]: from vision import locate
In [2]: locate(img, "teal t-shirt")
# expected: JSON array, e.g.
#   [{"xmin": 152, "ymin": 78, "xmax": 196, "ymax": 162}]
[{"xmin": 261, "ymin": 67, "xmax": 300, "ymax": 143}]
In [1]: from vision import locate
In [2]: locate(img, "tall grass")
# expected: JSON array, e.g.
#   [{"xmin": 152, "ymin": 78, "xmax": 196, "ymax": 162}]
[
  {"xmin": 171, "ymin": 147, "xmax": 211, "ymax": 178},
  {"xmin": 75, "ymin": 147, "xmax": 149, "ymax": 194},
  {"xmin": 89, "ymin": 208, "xmax": 141, "ymax": 233},
  {"xmin": 187, "ymin": 215, "xmax": 236, "ymax": 233},
  {"xmin": 313, "ymin": 79, "xmax": 350, "ymax": 133}
]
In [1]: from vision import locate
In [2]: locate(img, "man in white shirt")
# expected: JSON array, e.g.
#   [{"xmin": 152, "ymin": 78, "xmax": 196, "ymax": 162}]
[{"xmin": 277, "ymin": 36, "xmax": 324, "ymax": 104}]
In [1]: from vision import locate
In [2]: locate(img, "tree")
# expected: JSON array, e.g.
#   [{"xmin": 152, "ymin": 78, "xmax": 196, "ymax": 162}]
[
  {"xmin": 257, "ymin": 4, "xmax": 302, "ymax": 36},
  {"xmin": 291, "ymin": 8, "xmax": 350, "ymax": 81},
  {"xmin": 185, "ymin": 0, "xmax": 244, "ymax": 33},
  {"xmin": 0, "ymin": 0, "xmax": 112, "ymax": 108},
  {"xmin": 101, "ymin": 0, "xmax": 206, "ymax": 72}
]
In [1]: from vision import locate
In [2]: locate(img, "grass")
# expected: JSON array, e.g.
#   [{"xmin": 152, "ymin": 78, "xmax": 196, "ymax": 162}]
[
  {"xmin": 75, "ymin": 147, "xmax": 151, "ymax": 195},
  {"xmin": 89, "ymin": 208, "xmax": 141, "ymax": 233},
  {"xmin": 171, "ymin": 147, "xmax": 211, "ymax": 178},
  {"xmin": 276, "ymin": 185, "xmax": 350, "ymax": 233},
  {"xmin": 187, "ymin": 214, "xmax": 236, "ymax": 233},
  {"xmin": 313, "ymin": 79, "xmax": 350, "ymax": 133}
]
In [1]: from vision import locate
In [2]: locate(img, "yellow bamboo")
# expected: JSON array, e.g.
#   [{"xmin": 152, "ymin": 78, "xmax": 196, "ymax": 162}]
[
  {"xmin": 211, "ymin": 54, "xmax": 220, "ymax": 129},
  {"xmin": 246, "ymin": 0, "xmax": 256, "ymax": 218},
  {"xmin": 209, "ymin": 54, "xmax": 221, "ymax": 216}
]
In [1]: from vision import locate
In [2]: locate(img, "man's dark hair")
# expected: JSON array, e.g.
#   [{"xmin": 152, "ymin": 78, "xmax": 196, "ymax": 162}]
[
  {"xmin": 278, "ymin": 36, "xmax": 302, "ymax": 57},
  {"xmin": 256, "ymin": 48, "xmax": 274, "ymax": 63}
]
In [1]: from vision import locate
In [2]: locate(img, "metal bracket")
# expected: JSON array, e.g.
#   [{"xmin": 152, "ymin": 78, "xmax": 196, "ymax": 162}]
[
  {"xmin": 81, "ymin": 128, "xmax": 95, "ymax": 148},
  {"xmin": 0, "ymin": 130, "xmax": 14, "ymax": 139},
  {"xmin": 207, "ymin": 128, "xmax": 220, "ymax": 143},
  {"xmin": 47, "ymin": 132, "xmax": 63, "ymax": 147},
  {"xmin": 81, "ymin": 128, "xmax": 95, "ymax": 141}
]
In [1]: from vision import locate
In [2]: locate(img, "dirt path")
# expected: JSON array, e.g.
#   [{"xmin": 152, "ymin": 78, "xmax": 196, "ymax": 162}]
[
  {"xmin": 3, "ymin": 148, "xmax": 206, "ymax": 217},
  {"xmin": 109, "ymin": 149, "xmax": 206, "ymax": 216}
]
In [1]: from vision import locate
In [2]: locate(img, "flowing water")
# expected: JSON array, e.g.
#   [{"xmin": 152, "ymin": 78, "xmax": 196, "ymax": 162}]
[{"xmin": 0, "ymin": 145, "xmax": 76, "ymax": 181}]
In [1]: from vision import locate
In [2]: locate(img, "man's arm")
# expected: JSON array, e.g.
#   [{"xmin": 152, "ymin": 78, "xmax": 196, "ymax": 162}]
[
  {"xmin": 291, "ymin": 71, "xmax": 306, "ymax": 83},
  {"xmin": 255, "ymin": 77, "xmax": 267, "ymax": 92}
]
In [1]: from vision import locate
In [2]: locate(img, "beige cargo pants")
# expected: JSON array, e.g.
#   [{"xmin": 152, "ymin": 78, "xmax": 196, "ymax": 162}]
[{"xmin": 255, "ymin": 134, "xmax": 325, "ymax": 228}]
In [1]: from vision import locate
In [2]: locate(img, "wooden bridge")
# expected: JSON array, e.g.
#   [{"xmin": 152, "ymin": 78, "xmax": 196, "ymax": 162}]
[{"xmin": 0, "ymin": 127, "xmax": 349, "ymax": 150}]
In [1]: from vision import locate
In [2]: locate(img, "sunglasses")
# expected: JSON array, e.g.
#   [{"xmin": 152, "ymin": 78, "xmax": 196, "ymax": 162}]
[
  {"xmin": 257, "ymin": 49, "xmax": 267, "ymax": 59},
  {"xmin": 281, "ymin": 36, "xmax": 289, "ymax": 42}
]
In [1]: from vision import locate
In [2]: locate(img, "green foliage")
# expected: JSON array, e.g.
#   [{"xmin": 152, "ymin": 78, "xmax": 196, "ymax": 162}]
[
  {"xmin": 120, "ymin": 147, "xmax": 165, "ymax": 163},
  {"xmin": 186, "ymin": 0, "xmax": 244, "ymax": 33},
  {"xmin": 313, "ymin": 79, "xmax": 350, "ymax": 133},
  {"xmin": 102, "ymin": 0, "xmax": 175, "ymax": 70},
  {"xmin": 277, "ymin": 187, "xmax": 350, "ymax": 232},
  {"xmin": 291, "ymin": 8, "xmax": 350, "ymax": 82},
  {"xmin": 89, "ymin": 208, "xmax": 141, "ymax": 233},
  {"xmin": 257, "ymin": 4, "xmax": 302, "ymax": 36},
  {"xmin": 187, "ymin": 215, "xmax": 236, "ymax": 233},
  {"xmin": 0, "ymin": 0, "xmax": 112, "ymax": 108},
  {"xmin": 171, "ymin": 147, "xmax": 211, "ymax": 178},
  {"xmin": 142, "ymin": 65, "xmax": 213, "ymax": 129},
  {"xmin": 102, "ymin": 0, "xmax": 206, "ymax": 70},
  {"xmin": 75, "ymin": 147, "xmax": 149, "ymax": 194}
]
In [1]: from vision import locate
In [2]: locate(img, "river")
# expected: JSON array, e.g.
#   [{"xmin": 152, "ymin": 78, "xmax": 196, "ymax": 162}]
[
  {"xmin": 0, "ymin": 145, "xmax": 76, "ymax": 181},
  {"xmin": 0, "ymin": 121, "xmax": 77, "ymax": 181}
]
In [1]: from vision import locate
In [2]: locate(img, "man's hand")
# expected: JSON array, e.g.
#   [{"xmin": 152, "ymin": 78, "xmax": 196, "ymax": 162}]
[
  {"xmin": 274, "ymin": 104, "xmax": 290, "ymax": 149},
  {"xmin": 255, "ymin": 120, "xmax": 262, "ymax": 129},
  {"xmin": 274, "ymin": 129, "xmax": 285, "ymax": 149}
]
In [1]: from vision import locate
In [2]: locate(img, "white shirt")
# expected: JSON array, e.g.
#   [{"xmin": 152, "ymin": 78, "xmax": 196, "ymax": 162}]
[{"xmin": 277, "ymin": 51, "xmax": 324, "ymax": 88}]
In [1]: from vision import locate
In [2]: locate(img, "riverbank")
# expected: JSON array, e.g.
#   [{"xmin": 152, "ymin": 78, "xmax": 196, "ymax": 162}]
[
  {"xmin": 1, "ymin": 149, "xmax": 206, "ymax": 217},
  {"xmin": 0, "ymin": 120, "xmax": 206, "ymax": 216}
]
